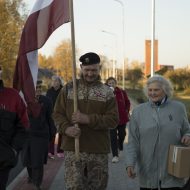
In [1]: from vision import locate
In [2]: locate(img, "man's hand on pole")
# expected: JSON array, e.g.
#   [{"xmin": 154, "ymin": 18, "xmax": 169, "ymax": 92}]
[{"xmin": 65, "ymin": 126, "xmax": 81, "ymax": 138}]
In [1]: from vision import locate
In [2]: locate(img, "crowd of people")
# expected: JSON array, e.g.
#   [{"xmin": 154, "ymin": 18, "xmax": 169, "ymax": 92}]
[{"xmin": 1, "ymin": 52, "xmax": 190, "ymax": 190}]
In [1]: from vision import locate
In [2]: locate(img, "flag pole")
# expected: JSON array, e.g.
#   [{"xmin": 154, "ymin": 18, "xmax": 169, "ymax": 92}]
[
  {"xmin": 69, "ymin": 0, "xmax": 80, "ymax": 160},
  {"xmin": 151, "ymin": 0, "xmax": 155, "ymax": 77}
]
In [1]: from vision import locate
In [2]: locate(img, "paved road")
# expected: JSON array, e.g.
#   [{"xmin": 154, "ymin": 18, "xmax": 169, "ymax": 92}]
[
  {"xmin": 48, "ymin": 142, "xmax": 140, "ymax": 190},
  {"xmin": 7, "ymin": 154, "xmax": 24, "ymax": 185},
  {"xmin": 106, "ymin": 96, "xmax": 139, "ymax": 190},
  {"xmin": 107, "ymin": 144, "xmax": 139, "ymax": 190}
]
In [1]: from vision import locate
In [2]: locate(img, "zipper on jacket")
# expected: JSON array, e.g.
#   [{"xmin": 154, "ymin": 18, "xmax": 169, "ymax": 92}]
[{"xmin": 157, "ymin": 107, "xmax": 162, "ymax": 186}]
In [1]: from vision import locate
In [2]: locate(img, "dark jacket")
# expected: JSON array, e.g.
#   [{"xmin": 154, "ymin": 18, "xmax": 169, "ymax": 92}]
[
  {"xmin": 0, "ymin": 82, "xmax": 29, "ymax": 169},
  {"xmin": 22, "ymin": 95, "xmax": 55, "ymax": 167},
  {"xmin": 29, "ymin": 95, "xmax": 55, "ymax": 140},
  {"xmin": 46, "ymin": 86, "xmax": 62, "ymax": 107},
  {"xmin": 46, "ymin": 86, "xmax": 62, "ymax": 132}
]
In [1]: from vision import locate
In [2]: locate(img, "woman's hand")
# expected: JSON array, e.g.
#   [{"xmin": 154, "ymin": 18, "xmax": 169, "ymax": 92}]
[
  {"xmin": 126, "ymin": 166, "xmax": 136, "ymax": 179},
  {"xmin": 181, "ymin": 135, "xmax": 190, "ymax": 146}
]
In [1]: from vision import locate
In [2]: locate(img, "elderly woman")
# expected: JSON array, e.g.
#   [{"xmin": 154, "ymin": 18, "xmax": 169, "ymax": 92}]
[{"xmin": 126, "ymin": 75, "xmax": 190, "ymax": 190}]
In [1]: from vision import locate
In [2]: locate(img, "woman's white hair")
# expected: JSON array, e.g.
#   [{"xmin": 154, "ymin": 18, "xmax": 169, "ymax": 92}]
[{"xmin": 144, "ymin": 75, "xmax": 173, "ymax": 98}]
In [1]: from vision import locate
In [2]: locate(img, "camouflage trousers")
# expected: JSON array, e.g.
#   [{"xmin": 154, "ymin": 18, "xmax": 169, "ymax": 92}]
[{"xmin": 64, "ymin": 151, "xmax": 108, "ymax": 190}]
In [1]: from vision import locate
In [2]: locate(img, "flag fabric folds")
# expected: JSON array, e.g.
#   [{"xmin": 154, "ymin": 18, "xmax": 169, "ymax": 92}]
[{"xmin": 13, "ymin": 0, "xmax": 70, "ymax": 117}]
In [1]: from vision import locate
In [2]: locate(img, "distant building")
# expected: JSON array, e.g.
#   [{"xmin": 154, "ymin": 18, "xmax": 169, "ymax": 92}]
[
  {"xmin": 144, "ymin": 40, "xmax": 159, "ymax": 76},
  {"xmin": 159, "ymin": 65, "xmax": 174, "ymax": 71},
  {"xmin": 144, "ymin": 40, "xmax": 175, "ymax": 76}
]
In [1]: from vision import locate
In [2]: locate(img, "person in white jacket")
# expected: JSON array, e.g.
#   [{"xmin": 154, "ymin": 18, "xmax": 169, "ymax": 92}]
[{"xmin": 126, "ymin": 75, "xmax": 190, "ymax": 190}]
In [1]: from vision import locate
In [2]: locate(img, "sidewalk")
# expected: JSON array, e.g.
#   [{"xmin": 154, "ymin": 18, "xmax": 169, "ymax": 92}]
[
  {"xmin": 7, "ymin": 143, "xmax": 139, "ymax": 190},
  {"xmin": 7, "ymin": 156, "xmax": 64, "ymax": 190},
  {"xmin": 49, "ymin": 144, "xmax": 140, "ymax": 190}
]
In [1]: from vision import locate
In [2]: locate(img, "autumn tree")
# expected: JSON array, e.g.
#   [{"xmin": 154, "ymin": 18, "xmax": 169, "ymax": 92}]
[
  {"xmin": 126, "ymin": 61, "xmax": 144, "ymax": 89},
  {"xmin": 0, "ymin": 0, "xmax": 26, "ymax": 86},
  {"xmin": 99, "ymin": 55, "xmax": 110, "ymax": 81},
  {"xmin": 52, "ymin": 39, "xmax": 74, "ymax": 82},
  {"xmin": 165, "ymin": 68, "xmax": 190, "ymax": 90},
  {"xmin": 38, "ymin": 53, "xmax": 54, "ymax": 70}
]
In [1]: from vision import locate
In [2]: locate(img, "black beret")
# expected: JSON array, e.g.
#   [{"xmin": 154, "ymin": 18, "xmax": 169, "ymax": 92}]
[{"xmin": 79, "ymin": 52, "xmax": 100, "ymax": 65}]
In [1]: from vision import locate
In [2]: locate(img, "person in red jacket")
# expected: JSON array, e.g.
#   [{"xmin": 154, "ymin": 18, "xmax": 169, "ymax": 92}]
[
  {"xmin": 106, "ymin": 77, "xmax": 131, "ymax": 163},
  {"xmin": 0, "ymin": 66, "xmax": 29, "ymax": 190}
]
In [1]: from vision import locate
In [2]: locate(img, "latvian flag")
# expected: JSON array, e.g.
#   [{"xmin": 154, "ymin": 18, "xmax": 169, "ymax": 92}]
[{"xmin": 13, "ymin": 0, "xmax": 70, "ymax": 116}]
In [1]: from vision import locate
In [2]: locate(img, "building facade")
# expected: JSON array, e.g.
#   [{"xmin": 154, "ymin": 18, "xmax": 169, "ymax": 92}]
[{"xmin": 144, "ymin": 39, "xmax": 160, "ymax": 76}]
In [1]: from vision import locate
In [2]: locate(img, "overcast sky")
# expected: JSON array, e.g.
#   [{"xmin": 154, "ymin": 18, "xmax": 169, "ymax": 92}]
[{"xmin": 23, "ymin": 0, "xmax": 190, "ymax": 69}]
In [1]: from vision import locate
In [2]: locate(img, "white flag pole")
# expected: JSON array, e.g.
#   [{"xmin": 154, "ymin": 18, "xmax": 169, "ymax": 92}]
[
  {"xmin": 151, "ymin": 0, "xmax": 155, "ymax": 77},
  {"xmin": 69, "ymin": 0, "xmax": 80, "ymax": 160}
]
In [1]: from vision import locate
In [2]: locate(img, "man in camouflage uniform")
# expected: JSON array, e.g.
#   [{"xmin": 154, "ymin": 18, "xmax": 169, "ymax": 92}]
[{"xmin": 53, "ymin": 52, "xmax": 119, "ymax": 190}]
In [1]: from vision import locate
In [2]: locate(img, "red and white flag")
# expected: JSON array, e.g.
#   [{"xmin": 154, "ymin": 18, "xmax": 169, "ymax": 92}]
[{"xmin": 13, "ymin": 0, "xmax": 70, "ymax": 116}]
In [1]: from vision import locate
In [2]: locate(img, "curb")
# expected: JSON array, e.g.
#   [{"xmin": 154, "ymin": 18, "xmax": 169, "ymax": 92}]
[{"xmin": 7, "ymin": 168, "xmax": 27, "ymax": 190}]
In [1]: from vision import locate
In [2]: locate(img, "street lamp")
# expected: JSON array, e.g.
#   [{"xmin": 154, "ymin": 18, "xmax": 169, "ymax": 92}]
[
  {"xmin": 101, "ymin": 30, "xmax": 117, "ymax": 78},
  {"xmin": 114, "ymin": 0, "xmax": 125, "ymax": 89}
]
